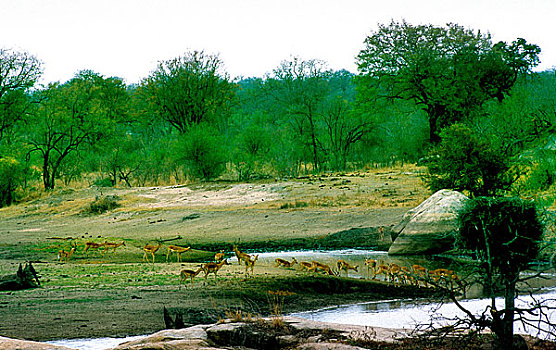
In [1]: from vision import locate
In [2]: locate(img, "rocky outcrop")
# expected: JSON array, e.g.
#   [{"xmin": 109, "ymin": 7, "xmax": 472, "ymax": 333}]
[
  {"xmin": 111, "ymin": 317, "xmax": 406, "ymax": 349},
  {"xmin": 0, "ymin": 336, "xmax": 74, "ymax": 350},
  {"xmin": 388, "ymin": 189, "xmax": 469, "ymax": 255},
  {"xmin": 0, "ymin": 263, "xmax": 40, "ymax": 291}
]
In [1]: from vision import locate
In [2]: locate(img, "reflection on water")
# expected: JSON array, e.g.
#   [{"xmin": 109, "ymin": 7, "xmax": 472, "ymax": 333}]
[
  {"xmin": 291, "ymin": 290, "xmax": 556, "ymax": 339},
  {"xmin": 47, "ymin": 334, "xmax": 145, "ymax": 350}
]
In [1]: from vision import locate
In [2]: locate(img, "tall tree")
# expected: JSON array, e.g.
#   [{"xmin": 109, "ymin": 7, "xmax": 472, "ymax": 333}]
[
  {"xmin": 356, "ymin": 21, "xmax": 540, "ymax": 143},
  {"xmin": 26, "ymin": 71, "xmax": 126, "ymax": 190},
  {"xmin": 140, "ymin": 50, "xmax": 234, "ymax": 133},
  {"xmin": 0, "ymin": 48, "xmax": 42, "ymax": 143}
]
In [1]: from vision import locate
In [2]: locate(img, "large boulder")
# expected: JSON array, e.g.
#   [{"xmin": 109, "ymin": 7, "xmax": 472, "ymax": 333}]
[
  {"xmin": 388, "ymin": 189, "xmax": 469, "ymax": 255},
  {"xmin": 0, "ymin": 336, "xmax": 74, "ymax": 350}
]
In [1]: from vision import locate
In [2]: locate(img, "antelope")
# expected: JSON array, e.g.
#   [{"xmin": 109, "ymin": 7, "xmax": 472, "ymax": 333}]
[
  {"xmin": 232, "ymin": 245, "xmax": 251, "ymax": 265},
  {"xmin": 83, "ymin": 241, "xmax": 104, "ymax": 255},
  {"xmin": 364, "ymin": 258, "xmax": 377, "ymax": 279},
  {"xmin": 309, "ymin": 261, "xmax": 335, "ymax": 276},
  {"xmin": 102, "ymin": 241, "xmax": 126, "ymax": 255},
  {"xmin": 58, "ymin": 244, "xmax": 76, "ymax": 263},
  {"xmin": 214, "ymin": 250, "xmax": 225, "ymax": 262},
  {"xmin": 166, "ymin": 245, "xmax": 191, "ymax": 263},
  {"xmin": 401, "ymin": 266, "xmax": 415, "ymax": 286},
  {"xmin": 374, "ymin": 262, "xmax": 390, "ymax": 282},
  {"xmin": 337, "ymin": 259, "xmax": 358, "ymax": 277},
  {"xmin": 245, "ymin": 255, "xmax": 259, "ymax": 275},
  {"xmin": 202, "ymin": 259, "xmax": 230, "ymax": 280},
  {"xmin": 142, "ymin": 242, "xmax": 161, "ymax": 263},
  {"xmin": 275, "ymin": 257, "xmax": 297, "ymax": 268},
  {"xmin": 179, "ymin": 267, "xmax": 204, "ymax": 286},
  {"xmin": 412, "ymin": 264, "xmax": 429, "ymax": 288},
  {"xmin": 299, "ymin": 261, "xmax": 313, "ymax": 271},
  {"xmin": 388, "ymin": 263, "xmax": 403, "ymax": 286}
]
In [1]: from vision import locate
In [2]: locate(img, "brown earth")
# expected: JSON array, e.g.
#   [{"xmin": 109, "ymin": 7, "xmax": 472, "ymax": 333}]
[{"xmin": 0, "ymin": 167, "xmax": 431, "ymax": 341}]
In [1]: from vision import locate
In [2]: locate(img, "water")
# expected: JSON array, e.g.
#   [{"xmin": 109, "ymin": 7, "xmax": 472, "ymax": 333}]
[{"xmin": 47, "ymin": 335, "xmax": 145, "ymax": 350}]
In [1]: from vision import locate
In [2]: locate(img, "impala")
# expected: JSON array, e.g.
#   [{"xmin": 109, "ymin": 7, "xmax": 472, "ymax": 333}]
[
  {"xmin": 364, "ymin": 258, "xmax": 377, "ymax": 279},
  {"xmin": 412, "ymin": 264, "xmax": 429, "ymax": 288},
  {"xmin": 142, "ymin": 242, "xmax": 161, "ymax": 263},
  {"xmin": 102, "ymin": 241, "xmax": 126, "ymax": 255},
  {"xmin": 166, "ymin": 245, "xmax": 191, "ymax": 263},
  {"xmin": 337, "ymin": 259, "xmax": 358, "ymax": 276},
  {"xmin": 202, "ymin": 259, "xmax": 230, "ymax": 280},
  {"xmin": 388, "ymin": 263, "xmax": 403, "ymax": 285},
  {"xmin": 374, "ymin": 262, "xmax": 390, "ymax": 282},
  {"xmin": 299, "ymin": 261, "xmax": 313, "ymax": 271},
  {"xmin": 58, "ymin": 244, "xmax": 76, "ymax": 263},
  {"xmin": 232, "ymin": 245, "xmax": 251, "ymax": 265},
  {"xmin": 275, "ymin": 257, "xmax": 297, "ymax": 268},
  {"xmin": 83, "ymin": 241, "xmax": 104, "ymax": 255},
  {"xmin": 309, "ymin": 261, "xmax": 335, "ymax": 276},
  {"xmin": 179, "ymin": 267, "xmax": 204, "ymax": 286},
  {"xmin": 214, "ymin": 250, "xmax": 225, "ymax": 262},
  {"xmin": 245, "ymin": 255, "xmax": 259, "ymax": 275}
]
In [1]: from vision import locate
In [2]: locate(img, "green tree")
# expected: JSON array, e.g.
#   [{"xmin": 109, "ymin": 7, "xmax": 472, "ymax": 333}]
[
  {"xmin": 458, "ymin": 197, "xmax": 544, "ymax": 349},
  {"xmin": 424, "ymin": 123, "xmax": 514, "ymax": 197},
  {"xmin": 26, "ymin": 71, "xmax": 126, "ymax": 190},
  {"xmin": 356, "ymin": 21, "xmax": 540, "ymax": 143},
  {"xmin": 0, "ymin": 48, "xmax": 42, "ymax": 143},
  {"xmin": 0, "ymin": 156, "xmax": 24, "ymax": 207},
  {"xmin": 140, "ymin": 50, "xmax": 234, "ymax": 134}
]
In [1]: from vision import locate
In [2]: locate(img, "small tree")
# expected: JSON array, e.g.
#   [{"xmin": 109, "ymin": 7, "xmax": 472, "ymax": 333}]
[{"xmin": 457, "ymin": 197, "xmax": 545, "ymax": 349}]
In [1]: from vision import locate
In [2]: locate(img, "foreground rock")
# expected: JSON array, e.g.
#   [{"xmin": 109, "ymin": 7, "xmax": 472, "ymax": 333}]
[
  {"xmin": 388, "ymin": 189, "xmax": 469, "ymax": 255},
  {"xmin": 0, "ymin": 263, "xmax": 40, "ymax": 291},
  {"xmin": 0, "ymin": 336, "xmax": 74, "ymax": 350},
  {"xmin": 112, "ymin": 316, "xmax": 407, "ymax": 350}
]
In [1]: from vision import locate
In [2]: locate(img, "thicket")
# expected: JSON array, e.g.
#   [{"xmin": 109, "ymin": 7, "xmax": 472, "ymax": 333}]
[{"xmin": 0, "ymin": 22, "xmax": 555, "ymax": 208}]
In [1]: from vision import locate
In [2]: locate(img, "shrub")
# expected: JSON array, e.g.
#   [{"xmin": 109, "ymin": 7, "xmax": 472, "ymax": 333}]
[{"xmin": 86, "ymin": 195, "xmax": 120, "ymax": 214}]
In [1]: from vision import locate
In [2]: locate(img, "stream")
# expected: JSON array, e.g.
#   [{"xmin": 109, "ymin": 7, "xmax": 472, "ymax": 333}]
[{"xmin": 48, "ymin": 249, "xmax": 556, "ymax": 349}]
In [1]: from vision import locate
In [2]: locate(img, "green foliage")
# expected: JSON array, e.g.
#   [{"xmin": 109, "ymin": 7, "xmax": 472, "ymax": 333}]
[
  {"xmin": 85, "ymin": 195, "xmax": 120, "ymax": 214},
  {"xmin": 458, "ymin": 196, "xmax": 543, "ymax": 275},
  {"xmin": 175, "ymin": 124, "xmax": 227, "ymax": 181},
  {"xmin": 356, "ymin": 20, "xmax": 540, "ymax": 143},
  {"xmin": 424, "ymin": 124, "xmax": 514, "ymax": 197},
  {"xmin": 0, "ymin": 156, "xmax": 24, "ymax": 207}
]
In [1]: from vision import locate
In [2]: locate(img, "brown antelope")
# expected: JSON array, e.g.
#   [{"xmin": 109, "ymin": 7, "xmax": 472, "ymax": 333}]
[
  {"xmin": 83, "ymin": 241, "xmax": 104, "ymax": 255},
  {"xmin": 374, "ymin": 262, "xmax": 390, "ymax": 282},
  {"xmin": 309, "ymin": 261, "xmax": 335, "ymax": 276},
  {"xmin": 102, "ymin": 241, "xmax": 126, "ymax": 255},
  {"xmin": 166, "ymin": 245, "xmax": 191, "ymax": 263},
  {"xmin": 179, "ymin": 267, "xmax": 204, "ymax": 286},
  {"xmin": 245, "ymin": 255, "xmax": 259, "ymax": 275},
  {"xmin": 337, "ymin": 259, "xmax": 358, "ymax": 277},
  {"xmin": 232, "ymin": 245, "xmax": 251, "ymax": 266},
  {"xmin": 378, "ymin": 226, "xmax": 385, "ymax": 240},
  {"xmin": 202, "ymin": 259, "xmax": 230, "ymax": 280},
  {"xmin": 412, "ymin": 264, "xmax": 429, "ymax": 288},
  {"xmin": 364, "ymin": 258, "xmax": 377, "ymax": 279},
  {"xmin": 142, "ymin": 242, "xmax": 161, "ymax": 263},
  {"xmin": 58, "ymin": 244, "xmax": 76, "ymax": 263},
  {"xmin": 214, "ymin": 250, "xmax": 225, "ymax": 262},
  {"xmin": 299, "ymin": 261, "xmax": 313, "ymax": 271},
  {"xmin": 388, "ymin": 263, "xmax": 403, "ymax": 286},
  {"xmin": 275, "ymin": 257, "xmax": 297, "ymax": 268},
  {"xmin": 401, "ymin": 266, "xmax": 415, "ymax": 286}
]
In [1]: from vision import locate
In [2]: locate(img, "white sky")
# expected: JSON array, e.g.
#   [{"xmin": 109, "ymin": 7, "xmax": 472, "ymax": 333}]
[{"xmin": 2, "ymin": 0, "xmax": 555, "ymax": 85}]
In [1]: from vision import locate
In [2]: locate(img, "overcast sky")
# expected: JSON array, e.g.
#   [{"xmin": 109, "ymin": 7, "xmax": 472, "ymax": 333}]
[{"xmin": 2, "ymin": 0, "xmax": 555, "ymax": 85}]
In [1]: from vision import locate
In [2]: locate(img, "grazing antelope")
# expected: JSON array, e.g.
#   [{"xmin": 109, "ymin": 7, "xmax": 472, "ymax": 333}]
[
  {"xmin": 102, "ymin": 241, "xmax": 126, "ymax": 255},
  {"xmin": 166, "ymin": 245, "xmax": 191, "ymax": 263},
  {"xmin": 412, "ymin": 264, "xmax": 429, "ymax": 288},
  {"xmin": 401, "ymin": 266, "xmax": 415, "ymax": 286},
  {"xmin": 364, "ymin": 258, "xmax": 377, "ymax": 279},
  {"xmin": 83, "ymin": 241, "xmax": 104, "ymax": 255},
  {"xmin": 388, "ymin": 263, "xmax": 403, "ymax": 286},
  {"xmin": 309, "ymin": 261, "xmax": 335, "ymax": 276},
  {"xmin": 275, "ymin": 257, "xmax": 297, "ymax": 268},
  {"xmin": 142, "ymin": 242, "xmax": 161, "ymax": 263},
  {"xmin": 299, "ymin": 261, "xmax": 313, "ymax": 271},
  {"xmin": 202, "ymin": 259, "xmax": 230, "ymax": 280},
  {"xmin": 232, "ymin": 245, "xmax": 251, "ymax": 265},
  {"xmin": 179, "ymin": 267, "xmax": 204, "ymax": 286},
  {"xmin": 214, "ymin": 250, "xmax": 225, "ymax": 262},
  {"xmin": 245, "ymin": 255, "xmax": 259, "ymax": 275},
  {"xmin": 337, "ymin": 259, "xmax": 358, "ymax": 277},
  {"xmin": 58, "ymin": 244, "xmax": 76, "ymax": 263},
  {"xmin": 374, "ymin": 262, "xmax": 390, "ymax": 282}
]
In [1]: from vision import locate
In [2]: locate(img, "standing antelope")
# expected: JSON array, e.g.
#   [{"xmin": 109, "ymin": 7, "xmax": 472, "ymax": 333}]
[
  {"xmin": 202, "ymin": 259, "xmax": 230, "ymax": 280},
  {"xmin": 142, "ymin": 242, "xmax": 161, "ymax": 263},
  {"xmin": 364, "ymin": 258, "xmax": 377, "ymax": 279},
  {"xmin": 309, "ymin": 261, "xmax": 335, "ymax": 276},
  {"xmin": 232, "ymin": 245, "xmax": 251, "ymax": 265},
  {"xmin": 214, "ymin": 250, "xmax": 225, "ymax": 262},
  {"xmin": 58, "ymin": 244, "xmax": 76, "ymax": 263},
  {"xmin": 337, "ymin": 259, "xmax": 358, "ymax": 277},
  {"xmin": 102, "ymin": 241, "xmax": 126, "ymax": 255},
  {"xmin": 83, "ymin": 241, "xmax": 104, "ymax": 255},
  {"xmin": 275, "ymin": 257, "xmax": 297, "ymax": 268},
  {"xmin": 299, "ymin": 261, "xmax": 313, "ymax": 271},
  {"xmin": 245, "ymin": 255, "xmax": 259, "ymax": 275},
  {"xmin": 166, "ymin": 245, "xmax": 191, "ymax": 263},
  {"xmin": 179, "ymin": 267, "xmax": 204, "ymax": 286}
]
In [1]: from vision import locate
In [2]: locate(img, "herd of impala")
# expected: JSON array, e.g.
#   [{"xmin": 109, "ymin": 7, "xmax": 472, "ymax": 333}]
[{"xmin": 55, "ymin": 241, "xmax": 464, "ymax": 291}]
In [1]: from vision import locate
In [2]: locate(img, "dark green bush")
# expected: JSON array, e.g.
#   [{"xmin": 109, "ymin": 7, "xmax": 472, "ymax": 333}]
[{"xmin": 86, "ymin": 195, "xmax": 120, "ymax": 214}]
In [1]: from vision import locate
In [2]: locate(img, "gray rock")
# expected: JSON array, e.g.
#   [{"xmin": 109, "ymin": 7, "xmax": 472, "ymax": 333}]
[
  {"xmin": 0, "ymin": 336, "xmax": 75, "ymax": 350},
  {"xmin": 388, "ymin": 189, "xmax": 469, "ymax": 255}
]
